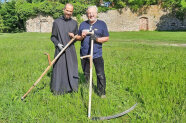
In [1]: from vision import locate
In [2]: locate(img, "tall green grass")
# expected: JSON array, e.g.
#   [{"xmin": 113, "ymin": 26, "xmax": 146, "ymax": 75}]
[{"xmin": 0, "ymin": 32, "xmax": 185, "ymax": 122}]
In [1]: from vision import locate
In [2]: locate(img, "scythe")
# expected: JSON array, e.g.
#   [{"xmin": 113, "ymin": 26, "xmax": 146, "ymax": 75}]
[
  {"xmin": 81, "ymin": 29, "xmax": 137, "ymax": 120},
  {"xmin": 21, "ymin": 35, "xmax": 77, "ymax": 100}
]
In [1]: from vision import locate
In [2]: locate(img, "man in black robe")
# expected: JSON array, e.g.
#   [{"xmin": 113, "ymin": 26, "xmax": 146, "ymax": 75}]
[{"xmin": 50, "ymin": 3, "xmax": 79, "ymax": 95}]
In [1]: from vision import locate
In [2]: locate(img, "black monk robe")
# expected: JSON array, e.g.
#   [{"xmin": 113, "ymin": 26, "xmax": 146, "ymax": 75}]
[{"xmin": 50, "ymin": 16, "xmax": 78, "ymax": 94}]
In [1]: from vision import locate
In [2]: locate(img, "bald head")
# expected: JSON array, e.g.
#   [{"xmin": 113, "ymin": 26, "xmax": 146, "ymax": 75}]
[{"xmin": 64, "ymin": 3, "xmax": 73, "ymax": 10}]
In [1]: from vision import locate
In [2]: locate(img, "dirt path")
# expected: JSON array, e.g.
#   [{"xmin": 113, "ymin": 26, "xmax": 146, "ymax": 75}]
[
  {"xmin": 106, "ymin": 40, "xmax": 186, "ymax": 47},
  {"xmin": 134, "ymin": 41, "xmax": 186, "ymax": 47},
  {"xmin": 164, "ymin": 43, "xmax": 186, "ymax": 47}
]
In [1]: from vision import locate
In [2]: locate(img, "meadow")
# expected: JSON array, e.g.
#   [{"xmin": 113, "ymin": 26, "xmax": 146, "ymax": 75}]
[{"xmin": 0, "ymin": 31, "xmax": 185, "ymax": 122}]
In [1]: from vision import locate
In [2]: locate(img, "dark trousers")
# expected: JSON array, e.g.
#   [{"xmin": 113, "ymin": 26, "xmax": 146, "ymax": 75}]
[{"xmin": 81, "ymin": 57, "xmax": 106, "ymax": 95}]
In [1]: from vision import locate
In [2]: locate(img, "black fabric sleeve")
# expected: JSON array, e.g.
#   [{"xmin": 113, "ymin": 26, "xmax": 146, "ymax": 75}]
[
  {"xmin": 51, "ymin": 22, "xmax": 59, "ymax": 47},
  {"xmin": 74, "ymin": 22, "xmax": 78, "ymax": 35}
]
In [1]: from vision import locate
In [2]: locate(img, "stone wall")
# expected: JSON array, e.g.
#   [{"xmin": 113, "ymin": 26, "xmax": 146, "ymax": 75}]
[
  {"xmin": 26, "ymin": 14, "xmax": 54, "ymax": 32},
  {"xmin": 26, "ymin": 5, "xmax": 186, "ymax": 32},
  {"xmin": 82, "ymin": 5, "xmax": 186, "ymax": 31}
]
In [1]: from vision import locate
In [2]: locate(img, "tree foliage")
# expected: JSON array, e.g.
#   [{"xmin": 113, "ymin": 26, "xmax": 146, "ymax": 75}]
[
  {"xmin": 104, "ymin": 0, "xmax": 185, "ymax": 12},
  {"xmin": 181, "ymin": 0, "xmax": 186, "ymax": 9},
  {"xmin": 0, "ymin": 1, "xmax": 23, "ymax": 32},
  {"xmin": 0, "ymin": 14, "xmax": 5, "ymax": 32}
]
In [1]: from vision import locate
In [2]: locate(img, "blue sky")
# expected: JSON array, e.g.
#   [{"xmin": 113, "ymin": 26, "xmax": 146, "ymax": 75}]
[{"xmin": 1, "ymin": 0, "xmax": 4, "ymax": 2}]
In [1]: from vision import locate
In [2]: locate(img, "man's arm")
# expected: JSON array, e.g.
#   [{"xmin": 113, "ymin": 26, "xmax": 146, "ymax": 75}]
[
  {"xmin": 75, "ymin": 22, "xmax": 87, "ymax": 41},
  {"xmin": 76, "ymin": 33, "xmax": 86, "ymax": 41},
  {"xmin": 75, "ymin": 30, "xmax": 87, "ymax": 41},
  {"xmin": 95, "ymin": 21, "xmax": 109, "ymax": 43},
  {"xmin": 90, "ymin": 34, "xmax": 109, "ymax": 43},
  {"xmin": 51, "ymin": 22, "xmax": 60, "ymax": 47},
  {"xmin": 95, "ymin": 36, "xmax": 109, "ymax": 43}
]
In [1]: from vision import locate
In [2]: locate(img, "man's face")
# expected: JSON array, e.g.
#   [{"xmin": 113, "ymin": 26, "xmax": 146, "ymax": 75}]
[
  {"xmin": 87, "ymin": 8, "xmax": 97, "ymax": 23},
  {"xmin": 63, "ymin": 5, "xmax": 73, "ymax": 19}
]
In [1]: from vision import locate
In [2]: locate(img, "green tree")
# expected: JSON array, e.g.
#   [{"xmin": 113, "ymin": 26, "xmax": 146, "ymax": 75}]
[
  {"xmin": 0, "ymin": 14, "xmax": 5, "ymax": 32},
  {"xmin": 0, "ymin": 1, "xmax": 23, "ymax": 32},
  {"xmin": 181, "ymin": 0, "xmax": 186, "ymax": 9},
  {"xmin": 26, "ymin": 0, "xmax": 45, "ymax": 3}
]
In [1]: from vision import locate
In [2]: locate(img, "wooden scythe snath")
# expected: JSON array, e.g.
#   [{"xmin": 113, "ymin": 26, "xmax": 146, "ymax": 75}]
[
  {"xmin": 21, "ymin": 35, "xmax": 77, "ymax": 100},
  {"xmin": 80, "ymin": 32, "xmax": 94, "ymax": 119}
]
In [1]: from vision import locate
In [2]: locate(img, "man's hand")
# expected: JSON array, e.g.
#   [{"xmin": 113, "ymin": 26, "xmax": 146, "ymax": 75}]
[
  {"xmin": 57, "ymin": 43, "xmax": 64, "ymax": 50},
  {"xmin": 69, "ymin": 32, "xmax": 74, "ymax": 38},
  {"xmin": 90, "ymin": 34, "xmax": 97, "ymax": 41},
  {"xmin": 81, "ymin": 31, "xmax": 87, "ymax": 38}
]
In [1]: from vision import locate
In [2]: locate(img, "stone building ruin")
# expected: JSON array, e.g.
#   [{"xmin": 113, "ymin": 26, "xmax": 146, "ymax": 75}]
[
  {"xmin": 26, "ymin": 14, "xmax": 54, "ymax": 32},
  {"xmin": 26, "ymin": 5, "xmax": 186, "ymax": 32}
]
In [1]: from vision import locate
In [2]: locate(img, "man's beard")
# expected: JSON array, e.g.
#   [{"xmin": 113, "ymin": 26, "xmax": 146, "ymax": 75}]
[
  {"xmin": 65, "ymin": 15, "xmax": 71, "ymax": 20},
  {"xmin": 89, "ymin": 18, "xmax": 97, "ymax": 22}
]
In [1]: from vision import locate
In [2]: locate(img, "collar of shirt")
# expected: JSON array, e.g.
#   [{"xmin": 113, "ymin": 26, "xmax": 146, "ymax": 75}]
[
  {"xmin": 61, "ymin": 16, "xmax": 72, "ymax": 21},
  {"xmin": 88, "ymin": 19, "xmax": 98, "ymax": 25}
]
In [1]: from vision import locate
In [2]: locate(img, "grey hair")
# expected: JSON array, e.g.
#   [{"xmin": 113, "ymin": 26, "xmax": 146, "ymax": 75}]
[{"xmin": 86, "ymin": 5, "xmax": 98, "ymax": 13}]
